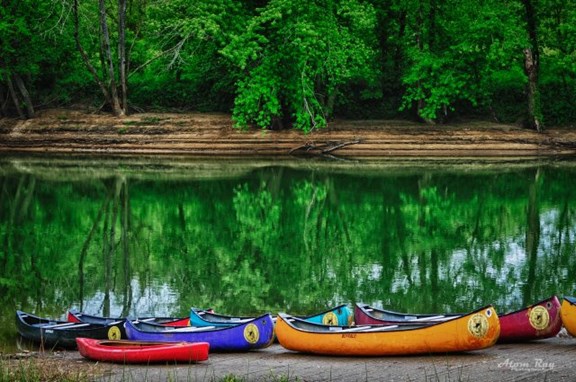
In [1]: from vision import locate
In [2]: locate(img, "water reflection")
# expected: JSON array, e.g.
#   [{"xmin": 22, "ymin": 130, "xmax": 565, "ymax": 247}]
[{"xmin": 1, "ymin": 155, "xmax": 576, "ymax": 350}]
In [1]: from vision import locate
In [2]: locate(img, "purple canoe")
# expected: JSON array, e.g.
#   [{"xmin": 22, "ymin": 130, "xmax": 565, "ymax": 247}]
[{"xmin": 124, "ymin": 313, "xmax": 274, "ymax": 352}]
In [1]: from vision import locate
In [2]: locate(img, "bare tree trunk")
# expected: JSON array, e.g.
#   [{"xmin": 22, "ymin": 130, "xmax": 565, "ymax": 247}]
[
  {"xmin": 0, "ymin": 84, "xmax": 9, "ymax": 117},
  {"xmin": 118, "ymin": 0, "xmax": 128, "ymax": 113},
  {"xmin": 521, "ymin": 0, "xmax": 543, "ymax": 132},
  {"xmin": 73, "ymin": 0, "xmax": 112, "ymax": 107},
  {"xmin": 5, "ymin": 75, "xmax": 24, "ymax": 119},
  {"xmin": 523, "ymin": 48, "xmax": 542, "ymax": 132},
  {"xmin": 99, "ymin": 0, "xmax": 124, "ymax": 116},
  {"xmin": 12, "ymin": 73, "xmax": 34, "ymax": 118}
]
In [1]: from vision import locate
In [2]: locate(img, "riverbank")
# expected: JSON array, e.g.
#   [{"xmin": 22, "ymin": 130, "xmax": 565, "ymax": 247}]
[
  {"xmin": 4, "ymin": 337, "xmax": 576, "ymax": 381},
  {"xmin": 1, "ymin": 109, "xmax": 576, "ymax": 157}
]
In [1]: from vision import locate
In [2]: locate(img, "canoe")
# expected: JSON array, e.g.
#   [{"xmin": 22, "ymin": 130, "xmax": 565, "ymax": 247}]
[
  {"xmin": 16, "ymin": 310, "xmax": 125, "ymax": 349},
  {"xmin": 67, "ymin": 310, "xmax": 190, "ymax": 330},
  {"xmin": 354, "ymin": 303, "xmax": 460, "ymax": 325},
  {"xmin": 275, "ymin": 305, "xmax": 500, "ymax": 356},
  {"xmin": 190, "ymin": 304, "xmax": 352, "ymax": 327},
  {"xmin": 76, "ymin": 338, "xmax": 209, "ymax": 363},
  {"xmin": 560, "ymin": 296, "xmax": 576, "ymax": 337},
  {"xmin": 355, "ymin": 295, "xmax": 562, "ymax": 342},
  {"xmin": 125, "ymin": 313, "xmax": 275, "ymax": 352},
  {"xmin": 498, "ymin": 295, "xmax": 562, "ymax": 342}
]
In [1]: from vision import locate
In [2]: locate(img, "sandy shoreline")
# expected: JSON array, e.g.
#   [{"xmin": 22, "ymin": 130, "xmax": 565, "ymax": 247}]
[{"xmin": 1, "ymin": 109, "xmax": 576, "ymax": 158}]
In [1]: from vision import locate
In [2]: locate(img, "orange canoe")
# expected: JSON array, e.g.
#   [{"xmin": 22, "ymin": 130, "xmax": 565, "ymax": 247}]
[
  {"xmin": 561, "ymin": 296, "xmax": 576, "ymax": 337},
  {"xmin": 275, "ymin": 305, "xmax": 500, "ymax": 356}
]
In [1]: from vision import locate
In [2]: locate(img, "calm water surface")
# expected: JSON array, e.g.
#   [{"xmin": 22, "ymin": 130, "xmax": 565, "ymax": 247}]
[{"xmin": 1, "ymin": 155, "xmax": 575, "ymax": 351}]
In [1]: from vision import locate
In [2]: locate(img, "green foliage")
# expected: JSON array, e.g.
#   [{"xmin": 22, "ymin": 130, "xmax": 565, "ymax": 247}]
[
  {"xmin": 222, "ymin": 0, "xmax": 378, "ymax": 131},
  {"xmin": 0, "ymin": 0, "xmax": 575, "ymax": 126}
]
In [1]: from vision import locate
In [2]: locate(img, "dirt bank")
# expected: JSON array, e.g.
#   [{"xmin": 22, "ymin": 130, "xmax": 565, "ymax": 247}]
[{"xmin": 1, "ymin": 109, "xmax": 576, "ymax": 158}]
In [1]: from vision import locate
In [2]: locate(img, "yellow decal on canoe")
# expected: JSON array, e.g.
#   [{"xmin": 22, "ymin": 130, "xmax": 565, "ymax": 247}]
[
  {"xmin": 244, "ymin": 323, "xmax": 260, "ymax": 344},
  {"xmin": 467, "ymin": 313, "xmax": 489, "ymax": 338},
  {"xmin": 322, "ymin": 312, "xmax": 338, "ymax": 326},
  {"xmin": 529, "ymin": 306, "xmax": 549, "ymax": 330},
  {"xmin": 108, "ymin": 325, "xmax": 122, "ymax": 340}
]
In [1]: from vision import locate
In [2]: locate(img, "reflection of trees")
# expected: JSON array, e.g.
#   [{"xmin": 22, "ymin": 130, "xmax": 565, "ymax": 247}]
[
  {"xmin": 77, "ymin": 176, "xmax": 132, "ymax": 316},
  {"xmin": 524, "ymin": 169, "xmax": 541, "ymax": 306},
  {"xmin": 2, "ymin": 164, "xmax": 576, "ymax": 328},
  {"xmin": 1, "ymin": 175, "xmax": 37, "ymax": 299}
]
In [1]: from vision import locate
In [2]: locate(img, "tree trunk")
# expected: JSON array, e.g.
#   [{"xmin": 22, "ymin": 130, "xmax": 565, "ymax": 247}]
[
  {"xmin": 118, "ymin": 0, "xmax": 128, "ymax": 113},
  {"xmin": 0, "ymin": 84, "xmax": 8, "ymax": 117},
  {"xmin": 521, "ymin": 0, "xmax": 543, "ymax": 132},
  {"xmin": 99, "ymin": 0, "xmax": 124, "ymax": 116},
  {"xmin": 5, "ymin": 75, "xmax": 24, "ymax": 119},
  {"xmin": 12, "ymin": 73, "xmax": 34, "ymax": 118},
  {"xmin": 523, "ymin": 48, "xmax": 542, "ymax": 132},
  {"xmin": 73, "ymin": 0, "xmax": 112, "ymax": 107}
]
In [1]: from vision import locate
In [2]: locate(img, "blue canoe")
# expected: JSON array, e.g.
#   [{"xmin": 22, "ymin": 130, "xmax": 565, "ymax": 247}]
[
  {"xmin": 124, "ymin": 313, "xmax": 275, "ymax": 352},
  {"xmin": 189, "ymin": 304, "xmax": 352, "ymax": 328}
]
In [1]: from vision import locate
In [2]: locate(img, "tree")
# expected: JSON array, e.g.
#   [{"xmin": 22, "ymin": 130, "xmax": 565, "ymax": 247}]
[
  {"xmin": 0, "ymin": 0, "xmax": 45, "ymax": 118},
  {"xmin": 397, "ymin": 0, "xmax": 527, "ymax": 124},
  {"xmin": 534, "ymin": 0, "xmax": 576, "ymax": 126},
  {"xmin": 73, "ymin": 0, "xmax": 128, "ymax": 116},
  {"xmin": 521, "ymin": 0, "xmax": 543, "ymax": 131},
  {"xmin": 222, "ymin": 0, "xmax": 378, "ymax": 132}
]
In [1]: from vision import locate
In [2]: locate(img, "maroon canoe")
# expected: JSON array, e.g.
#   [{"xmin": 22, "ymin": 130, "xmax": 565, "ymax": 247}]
[
  {"xmin": 76, "ymin": 338, "xmax": 209, "ymax": 363},
  {"xmin": 355, "ymin": 295, "xmax": 562, "ymax": 342},
  {"xmin": 498, "ymin": 295, "xmax": 562, "ymax": 342}
]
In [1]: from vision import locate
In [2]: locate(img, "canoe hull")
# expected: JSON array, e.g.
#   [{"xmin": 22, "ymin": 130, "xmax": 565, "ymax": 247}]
[
  {"xmin": 16, "ymin": 310, "xmax": 124, "ymax": 349},
  {"xmin": 561, "ymin": 296, "xmax": 576, "ymax": 337},
  {"xmin": 125, "ymin": 314, "xmax": 275, "ymax": 352},
  {"xmin": 76, "ymin": 338, "xmax": 209, "ymax": 363},
  {"xmin": 355, "ymin": 296, "xmax": 561, "ymax": 343},
  {"xmin": 498, "ymin": 296, "xmax": 562, "ymax": 342},
  {"xmin": 67, "ymin": 310, "xmax": 189, "ymax": 329},
  {"xmin": 276, "ymin": 306, "xmax": 500, "ymax": 356},
  {"xmin": 354, "ymin": 303, "xmax": 459, "ymax": 326},
  {"xmin": 189, "ymin": 304, "xmax": 352, "ymax": 327}
]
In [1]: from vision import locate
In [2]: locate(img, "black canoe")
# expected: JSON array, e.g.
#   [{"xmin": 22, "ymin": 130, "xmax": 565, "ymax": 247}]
[
  {"xmin": 67, "ymin": 310, "xmax": 190, "ymax": 333},
  {"xmin": 16, "ymin": 310, "xmax": 125, "ymax": 349}
]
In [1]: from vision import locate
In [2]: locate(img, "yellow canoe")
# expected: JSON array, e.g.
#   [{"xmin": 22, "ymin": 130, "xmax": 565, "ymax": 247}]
[
  {"xmin": 275, "ymin": 305, "xmax": 500, "ymax": 356},
  {"xmin": 561, "ymin": 296, "xmax": 576, "ymax": 336}
]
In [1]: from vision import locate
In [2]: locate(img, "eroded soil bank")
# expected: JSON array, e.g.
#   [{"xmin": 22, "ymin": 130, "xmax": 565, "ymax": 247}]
[{"xmin": 1, "ymin": 109, "xmax": 576, "ymax": 158}]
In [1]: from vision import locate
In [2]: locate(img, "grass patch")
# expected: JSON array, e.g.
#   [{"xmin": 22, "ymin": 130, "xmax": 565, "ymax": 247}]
[{"xmin": 0, "ymin": 356, "xmax": 95, "ymax": 382}]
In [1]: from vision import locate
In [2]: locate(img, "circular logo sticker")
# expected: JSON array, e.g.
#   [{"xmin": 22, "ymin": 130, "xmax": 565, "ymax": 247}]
[
  {"xmin": 244, "ymin": 323, "xmax": 260, "ymax": 344},
  {"xmin": 107, "ymin": 325, "xmax": 122, "ymax": 340},
  {"xmin": 322, "ymin": 312, "xmax": 338, "ymax": 326},
  {"xmin": 467, "ymin": 313, "xmax": 489, "ymax": 338},
  {"xmin": 529, "ymin": 306, "xmax": 550, "ymax": 330}
]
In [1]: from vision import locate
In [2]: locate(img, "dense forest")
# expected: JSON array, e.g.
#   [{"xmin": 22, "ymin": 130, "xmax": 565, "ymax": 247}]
[{"xmin": 0, "ymin": 0, "xmax": 575, "ymax": 131}]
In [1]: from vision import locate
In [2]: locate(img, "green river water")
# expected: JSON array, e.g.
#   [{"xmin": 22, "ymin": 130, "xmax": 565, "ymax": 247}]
[{"xmin": 1, "ymin": 155, "xmax": 575, "ymax": 352}]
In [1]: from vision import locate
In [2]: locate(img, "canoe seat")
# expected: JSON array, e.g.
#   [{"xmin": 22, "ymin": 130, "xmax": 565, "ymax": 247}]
[
  {"xmin": 414, "ymin": 315, "xmax": 447, "ymax": 321},
  {"xmin": 362, "ymin": 325, "xmax": 398, "ymax": 332},
  {"xmin": 166, "ymin": 326, "xmax": 216, "ymax": 332},
  {"xmin": 330, "ymin": 326, "xmax": 372, "ymax": 333},
  {"xmin": 42, "ymin": 323, "xmax": 91, "ymax": 329},
  {"xmin": 40, "ymin": 322, "xmax": 79, "ymax": 329}
]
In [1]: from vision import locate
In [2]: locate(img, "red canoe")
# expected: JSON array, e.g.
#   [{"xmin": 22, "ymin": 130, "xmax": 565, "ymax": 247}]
[
  {"xmin": 355, "ymin": 295, "xmax": 562, "ymax": 342},
  {"xmin": 76, "ymin": 338, "xmax": 209, "ymax": 363},
  {"xmin": 498, "ymin": 295, "xmax": 562, "ymax": 342}
]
